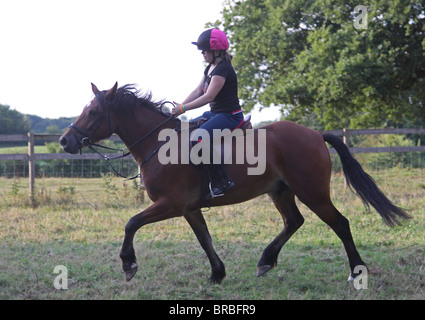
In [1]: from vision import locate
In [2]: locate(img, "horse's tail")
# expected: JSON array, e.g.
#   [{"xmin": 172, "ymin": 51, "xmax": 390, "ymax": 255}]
[{"xmin": 323, "ymin": 133, "xmax": 411, "ymax": 226}]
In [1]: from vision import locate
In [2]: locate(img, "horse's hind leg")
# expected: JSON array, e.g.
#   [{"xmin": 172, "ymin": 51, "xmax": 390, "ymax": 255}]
[
  {"xmin": 257, "ymin": 184, "xmax": 304, "ymax": 277},
  {"xmin": 303, "ymin": 199, "xmax": 367, "ymax": 280},
  {"xmin": 184, "ymin": 209, "xmax": 226, "ymax": 284}
]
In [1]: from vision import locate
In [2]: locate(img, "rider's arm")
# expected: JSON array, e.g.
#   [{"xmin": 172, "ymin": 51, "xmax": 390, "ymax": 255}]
[
  {"xmin": 181, "ymin": 75, "xmax": 205, "ymax": 105},
  {"xmin": 183, "ymin": 75, "xmax": 225, "ymax": 111}
]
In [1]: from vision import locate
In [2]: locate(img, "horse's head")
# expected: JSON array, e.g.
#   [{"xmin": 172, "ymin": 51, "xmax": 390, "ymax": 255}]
[{"xmin": 60, "ymin": 82, "xmax": 118, "ymax": 154}]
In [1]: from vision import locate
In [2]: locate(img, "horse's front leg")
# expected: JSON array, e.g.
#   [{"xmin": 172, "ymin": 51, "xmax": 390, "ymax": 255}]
[
  {"xmin": 184, "ymin": 209, "xmax": 226, "ymax": 284},
  {"xmin": 120, "ymin": 199, "xmax": 183, "ymax": 281}
]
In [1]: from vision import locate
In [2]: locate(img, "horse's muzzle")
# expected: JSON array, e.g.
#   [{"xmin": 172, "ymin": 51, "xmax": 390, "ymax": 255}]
[{"xmin": 59, "ymin": 132, "xmax": 80, "ymax": 154}]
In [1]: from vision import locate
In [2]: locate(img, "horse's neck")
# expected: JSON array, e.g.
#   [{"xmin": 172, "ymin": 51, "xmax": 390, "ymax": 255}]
[{"xmin": 116, "ymin": 110, "xmax": 175, "ymax": 165}]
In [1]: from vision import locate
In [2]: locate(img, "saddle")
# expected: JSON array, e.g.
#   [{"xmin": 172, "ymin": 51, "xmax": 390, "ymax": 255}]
[{"xmin": 189, "ymin": 114, "xmax": 252, "ymax": 132}]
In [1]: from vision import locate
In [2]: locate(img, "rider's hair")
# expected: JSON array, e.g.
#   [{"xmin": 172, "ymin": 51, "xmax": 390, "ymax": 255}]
[{"xmin": 217, "ymin": 50, "xmax": 233, "ymax": 65}]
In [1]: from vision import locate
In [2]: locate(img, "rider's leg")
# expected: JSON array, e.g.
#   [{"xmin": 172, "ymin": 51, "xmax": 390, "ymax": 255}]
[{"xmin": 193, "ymin": 112, "xmax": 243, "ymax": 199}]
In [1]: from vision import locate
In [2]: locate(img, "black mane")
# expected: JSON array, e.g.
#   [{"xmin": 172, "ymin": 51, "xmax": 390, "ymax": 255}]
[{"xmin": 98, "ymin": 84, "xmax": 170, "ymax": 118}]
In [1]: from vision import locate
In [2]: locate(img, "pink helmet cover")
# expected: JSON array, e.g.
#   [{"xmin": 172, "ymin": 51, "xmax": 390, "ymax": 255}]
[{"xmin": 210, "ymin": 29, "xmax": 229, "ymax": 51}]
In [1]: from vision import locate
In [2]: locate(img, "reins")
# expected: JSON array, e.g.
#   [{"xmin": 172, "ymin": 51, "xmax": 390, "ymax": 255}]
[
  {"xmin": 89, "ymin": 112, "xmax": 175, "ymax": 180},
  {"xmin": 70, "ymin": 100, "xmax": 176, "ymax": 180}
]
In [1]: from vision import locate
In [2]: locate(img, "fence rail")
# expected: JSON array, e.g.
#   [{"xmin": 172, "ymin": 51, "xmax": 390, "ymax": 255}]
[
  {"xmin": 1, "ymin": 128, "xmax": 425, "ymax": 195},
  {"xmin": 0, "ymin": 133, "xmax": 136, "ymax": 196},
  {"xmin": 323, "ymin": 128, "xmax": 425, "ymax": 154}
]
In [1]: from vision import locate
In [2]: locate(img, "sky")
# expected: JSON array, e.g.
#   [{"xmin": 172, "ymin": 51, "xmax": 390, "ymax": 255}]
[{"xmin": 0, "ymin": 0, "xmax": 281, "ymax": 124}]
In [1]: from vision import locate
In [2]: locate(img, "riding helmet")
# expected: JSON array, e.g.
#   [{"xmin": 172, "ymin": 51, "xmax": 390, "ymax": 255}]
[{"xmin": 192, "ymin": 29, "xmax": 229, "ymax": 51}]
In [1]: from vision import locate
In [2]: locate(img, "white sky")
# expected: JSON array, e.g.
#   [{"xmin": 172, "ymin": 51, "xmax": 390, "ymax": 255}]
[{"xmin": 0, "ymin": 0, "xmax": 280, "ymax": 124}]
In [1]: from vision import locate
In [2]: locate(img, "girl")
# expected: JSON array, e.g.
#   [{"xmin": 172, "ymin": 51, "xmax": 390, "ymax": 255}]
[{"xmin": 172, "ymin": 28, "xmax": 244, "ymax": 199}]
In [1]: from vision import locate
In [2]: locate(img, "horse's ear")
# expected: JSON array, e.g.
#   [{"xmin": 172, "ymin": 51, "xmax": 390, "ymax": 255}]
[
  {"xmin": 91, "ymin": 83, "xmax": 100, "ymax": 95},
  {"xmin": 105, "ymin": 82, "xmax": 118, "ymax": 101}
]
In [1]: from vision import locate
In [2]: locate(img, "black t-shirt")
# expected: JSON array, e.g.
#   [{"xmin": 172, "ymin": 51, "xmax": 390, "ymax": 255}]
[{"xmin": 203, "ymin": 60, "xmax": 241, "ymax": 113}]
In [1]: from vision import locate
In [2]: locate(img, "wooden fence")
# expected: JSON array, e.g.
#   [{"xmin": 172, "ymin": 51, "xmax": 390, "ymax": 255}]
[
  {"xmin": 1, "ymin": 128, "xmax": 425, "ymax": 196},
  {"xmin": 0, "ymin": 133, "xmax": 135, "ymax": 196},
  {"xmin": 324, "ymin": 128, "xmax": 425, "ymax": 154}
]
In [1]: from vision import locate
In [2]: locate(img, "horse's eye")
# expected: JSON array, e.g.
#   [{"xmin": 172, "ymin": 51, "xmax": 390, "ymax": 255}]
[{"xmin": 89, "ymin": 109, "xmax": 97, "ymax": 116}]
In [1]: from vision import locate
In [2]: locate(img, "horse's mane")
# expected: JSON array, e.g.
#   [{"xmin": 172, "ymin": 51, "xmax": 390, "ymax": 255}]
[{"xmin": 103, "ymin": 84, "xmax": 170, "ymax": 118}]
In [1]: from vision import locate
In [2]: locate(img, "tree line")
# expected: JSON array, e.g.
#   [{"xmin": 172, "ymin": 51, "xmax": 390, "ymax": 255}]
[
  {"xmin": 0, "ymin": 104, "xmax": 75, "ymax": 135},
  {"xmin": 212, "ymin": 0, "xmax": 424, "ymax": 130}
]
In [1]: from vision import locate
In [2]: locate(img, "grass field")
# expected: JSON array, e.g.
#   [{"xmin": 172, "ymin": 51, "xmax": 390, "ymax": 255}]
[
  {"xmin": 0, "ymin": 145, "xmax": 48, "ymax": 154},
  {"xmin": 0, "ymin": 168, "xmax": 424, "ymax": 300}
]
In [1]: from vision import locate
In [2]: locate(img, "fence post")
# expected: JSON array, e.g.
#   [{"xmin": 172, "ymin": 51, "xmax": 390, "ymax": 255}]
[{"xmin": 28, "ymin": 132, "xmax": 35, "ymax": 198}]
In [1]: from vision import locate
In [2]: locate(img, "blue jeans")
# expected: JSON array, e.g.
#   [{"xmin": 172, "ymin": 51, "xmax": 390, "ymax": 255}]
[{"xmin": 193, "ymin": 111, "xmax": 244, "ymax": 142}]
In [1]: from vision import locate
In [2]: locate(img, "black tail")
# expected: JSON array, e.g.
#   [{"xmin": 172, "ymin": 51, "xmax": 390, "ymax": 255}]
[{"xmin": 323, "ymin": 133, "xmax": 411, "ymax": 227}]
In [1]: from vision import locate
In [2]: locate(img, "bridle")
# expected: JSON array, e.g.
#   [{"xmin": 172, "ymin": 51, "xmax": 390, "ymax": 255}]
[
  {"xmin": 69, "ymin": 92, "xmax": 175, "ymax": 179},
  {"xmin": 69, "ymin": 91, "xmax": 114, "ymax": 150}
]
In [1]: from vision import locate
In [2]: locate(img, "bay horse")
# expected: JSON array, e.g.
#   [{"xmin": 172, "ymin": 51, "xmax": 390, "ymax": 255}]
[{"xmin": 59, "ymin": 83, "xmax": 410, "ymax": 284}]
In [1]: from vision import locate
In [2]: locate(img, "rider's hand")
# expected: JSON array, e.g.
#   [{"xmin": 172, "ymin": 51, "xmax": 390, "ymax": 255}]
[{"xmin": 171, "ymin": 102, "xmax": 183, "ymax": 116}]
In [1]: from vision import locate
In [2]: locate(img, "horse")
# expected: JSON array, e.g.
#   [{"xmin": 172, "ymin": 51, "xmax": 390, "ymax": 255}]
[{"xmin": 59, "ymin": 82, "xmax": 411, "ymax": 284}]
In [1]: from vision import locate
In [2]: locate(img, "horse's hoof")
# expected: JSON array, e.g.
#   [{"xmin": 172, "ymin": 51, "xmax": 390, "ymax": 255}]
[
  {"xmin": 124, "ymin": 263, "xmax": 138, "ymax": 281},
  {"xmin": 208, "ymin": 273, "xmax": 225, "ymax": 285},
  {"xmin": 347, "ymin": 265, "xmax": 368, "ymax": 282},
  {"xmin": 256, "ymin": 259, "xmax": 277, "ymax": 277},
  {"xmin": 256, "ymin": 264, "xmax": 272, "ymax": 277}
]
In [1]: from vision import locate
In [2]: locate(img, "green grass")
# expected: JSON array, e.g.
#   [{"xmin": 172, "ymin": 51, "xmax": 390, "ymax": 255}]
[
  {"xmin": 0, "ymin": 169, "xmax": 424, "ymax": 300},
  {"xmin": 0, "ymin": 145, "xmax": 48, "ymax": 154}
]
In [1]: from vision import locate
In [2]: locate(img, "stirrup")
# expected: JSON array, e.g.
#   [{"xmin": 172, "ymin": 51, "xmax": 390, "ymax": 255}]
[{"xmin": 208, "ymin": 182, "xmax": 225, "ymax": 199}]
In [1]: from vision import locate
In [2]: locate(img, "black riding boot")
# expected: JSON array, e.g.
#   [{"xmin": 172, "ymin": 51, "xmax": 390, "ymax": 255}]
[{"xmin": 206, "ymin": 164, "xmax": 235, "ymax": 200}]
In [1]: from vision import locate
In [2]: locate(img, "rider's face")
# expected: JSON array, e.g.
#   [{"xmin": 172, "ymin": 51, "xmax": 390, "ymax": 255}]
[{"xmin": 202, "ymin": 50, "xmax": 214, "ymax": 64}]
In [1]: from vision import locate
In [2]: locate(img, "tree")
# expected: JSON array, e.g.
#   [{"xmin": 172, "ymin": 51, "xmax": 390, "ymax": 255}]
[
  {"xmin": 26, "ymin": 115, "xmax": 76, "ymax": 133},
  {"xmin": 0, "ymin": 104, "xmax": 31, "ymax": 134},
  {"xmin": 214, "ymin": 0, "xmax": 425, "ymax": 129},
  {"xmin": 46, "ymin": 125, "xmax": 61, "ymax": 134}
]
